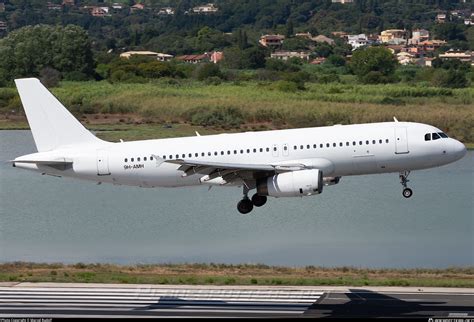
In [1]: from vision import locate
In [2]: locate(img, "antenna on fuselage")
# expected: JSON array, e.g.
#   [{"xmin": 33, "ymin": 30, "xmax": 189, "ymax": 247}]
[{"xmin": 393, "ymin": 117, "xmax": 399, "ymax": 122}]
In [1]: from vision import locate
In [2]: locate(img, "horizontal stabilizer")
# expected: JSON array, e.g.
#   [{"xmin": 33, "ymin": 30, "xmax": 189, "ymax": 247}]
[{"xmin": 10, "ymin": 159, "xmax": 73, "ymax": 165}]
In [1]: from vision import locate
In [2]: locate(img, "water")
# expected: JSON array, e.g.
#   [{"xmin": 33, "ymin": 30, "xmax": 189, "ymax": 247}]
[{"xmin": 0, "ymin": 130, "xmax": 472, "ymax": 268}]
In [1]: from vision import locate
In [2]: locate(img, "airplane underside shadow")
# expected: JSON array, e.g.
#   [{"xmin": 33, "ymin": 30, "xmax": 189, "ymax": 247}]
[{"xmin": 304, "ymin": 289, "xmax": 473, "ymax": 318}]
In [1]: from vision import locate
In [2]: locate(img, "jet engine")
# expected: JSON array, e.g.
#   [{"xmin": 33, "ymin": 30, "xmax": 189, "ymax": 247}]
[{"xmin": 257, "ymin": 169, "xmax": 323, "ymax": 198}]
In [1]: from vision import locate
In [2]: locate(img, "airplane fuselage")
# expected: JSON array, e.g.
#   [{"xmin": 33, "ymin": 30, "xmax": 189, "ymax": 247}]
[{"xmin": 15, "ymin": 121, "xmax": 466, "ymax": 189}]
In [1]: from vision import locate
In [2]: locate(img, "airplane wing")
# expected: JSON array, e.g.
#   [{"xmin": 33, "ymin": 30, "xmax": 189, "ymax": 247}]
[{"xmin": 165, "ymin": 158, "xmax": 323, "ymax": 184}]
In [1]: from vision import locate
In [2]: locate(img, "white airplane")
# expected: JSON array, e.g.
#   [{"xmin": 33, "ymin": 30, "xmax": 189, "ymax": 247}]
[{"xmin": 12, "ymin": 78, "xmax": 467, "ymax": 214}]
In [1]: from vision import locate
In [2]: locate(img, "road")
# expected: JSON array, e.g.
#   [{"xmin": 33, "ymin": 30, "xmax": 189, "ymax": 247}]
[{"xmin": 0, "ymin": 283, "xmax": 472, "ymax": 318}]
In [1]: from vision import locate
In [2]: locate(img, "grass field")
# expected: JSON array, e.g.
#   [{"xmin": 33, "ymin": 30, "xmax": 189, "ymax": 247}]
[
  {"xmin": 1, "ymin": 80, "xmax": 473, "ymax": 143},
  {"xmin": 1, "ymin": 263, "xmax": 473, "ymax": 288}
]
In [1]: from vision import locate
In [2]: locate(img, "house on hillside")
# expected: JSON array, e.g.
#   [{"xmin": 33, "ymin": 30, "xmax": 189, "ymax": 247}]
[
  {"xmin": 192, "ymin": 3, "xmax": 218, "ymax": 14},
  {"xmin": 91, "ymin": 7, "xmax": 110, "ymax": 17},
  {"xmin": 158, "ymin": 7, "xmax": 174, "ymax": 15},
  {"xmin": 397, "ymin": 52, "xmax": 416, "ymax": 65},
  {"xmin": 47, "ymin": 2, "xmax": 62, "ymax": 10},
  {"xmin": 271, "ymin": 51, "xmax": 310, "ymax": 61},
  {"xmin": 312, "ymin": 35, "xmax": 335, "ymax": 45},
  {"xmin": 0, "ymin": 20, "xmax": 7, "ymax": 31},
  {"xmin": 347, "ymin": 34, "xmax": 370, "ymax": 50},
  {"xmin": 130, "ymin": 3, "xmax": 145, "ymax": 12},
  {"xmin": 436, "ymin": 13, "xmax": 447, "ymax": 23},
  {"xmin": 331, "ymin": 0, "xmax": 353, "ymax": 3},
  {"xmin": 112, "ymin": 3, "xmax": 124, "ymax": 10},
  {"xmin": 259, "ymin": 34, "xmax": 285, "ymax": 48},
  {"xmin": 176, "ymin": 54, "xmax": 211, "ymax": 64},
  {"xmin": 380, "ymin": 29, "xmax": 407, "ymax": 44},
  {"xmin": 210, "ymin": 51, "xmax": 223, "ymax": 64},
  {"xmin": 120, "ymin": 51, "xmax": 174, "ymax": 61},
  {"xmin": 409, "ymin": 29, "xmax": 429, "ymax": 45},
  {"xmin": 439, "ymin": 50, "xmax": 473, "ymax": 65},
  {"xmin": 62, "ymin": 0, "xmax": 75, "ymax": 6},
  {"xmin": 419, "ymin": 39, "xmax": 446, "ymax": 52}
]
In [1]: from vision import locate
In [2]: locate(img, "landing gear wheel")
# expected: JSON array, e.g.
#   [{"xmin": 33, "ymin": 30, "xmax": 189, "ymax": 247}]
[
  {"xmin": 251, "ymin": 194, "xmax": 267, "ymax": 207},
  {"xmin": 402, "ymin": 188, "xmax": 413, "ymax": 198},
  {"xmin": 237, "ymin": 198, "xmax": 254, "ymax": 214}
]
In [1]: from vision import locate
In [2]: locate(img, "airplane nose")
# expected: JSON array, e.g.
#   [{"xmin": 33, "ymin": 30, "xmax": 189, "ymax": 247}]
[{"xmin": 451, "ymin": 139, "xmax": 467, "ymax": 160}]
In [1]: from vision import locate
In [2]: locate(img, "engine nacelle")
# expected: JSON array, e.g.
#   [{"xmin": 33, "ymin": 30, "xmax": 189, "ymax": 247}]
[{"xmin": 257, "ymin": 169, "xmax": 323, "ymax": 198}]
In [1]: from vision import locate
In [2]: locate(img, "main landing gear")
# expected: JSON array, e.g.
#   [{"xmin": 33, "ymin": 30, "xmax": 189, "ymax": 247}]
[
  {"xmin": 237, "ymin": 186, "xmax": 267, "ymax": 214},
  {"xmin": 399, "ymin": 171, "xmax": 413, "ymax": 198}
]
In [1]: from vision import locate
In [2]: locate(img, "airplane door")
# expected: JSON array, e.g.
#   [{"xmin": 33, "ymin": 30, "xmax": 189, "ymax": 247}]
[
  {"xmin": 97, "ymin": 150, "xmax": 111, "ymax": 176},
  {"xmin": 272, "ymin": 144, "xmax": 279, "ymax": 157},
  {"xmin": 394, "ymin": 127, "xmax": 409, "ymax": 154},
  {"xmin": 282, "ymin": 143, "xmax": 289, "ymax": 156}
]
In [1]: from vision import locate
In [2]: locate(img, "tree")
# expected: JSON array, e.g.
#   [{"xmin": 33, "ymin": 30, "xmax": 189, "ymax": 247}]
[
  {"xmin": 0, "ymin": 24, "xmax": 95, "ymax": 81},
  {"xmin": 350, "ymin": 46, "xmax": 397, "ymax": 83}
]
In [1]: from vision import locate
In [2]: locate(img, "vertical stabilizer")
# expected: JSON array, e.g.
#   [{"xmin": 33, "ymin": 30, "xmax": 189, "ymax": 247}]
[{"xmin": 15, "ymin": 78, "xmax": 104, "ymax": 152}]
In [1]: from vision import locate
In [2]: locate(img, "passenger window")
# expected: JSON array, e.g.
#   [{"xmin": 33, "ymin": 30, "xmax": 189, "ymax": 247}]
[
  {"xmin": 227, "ymin": 151, "xmax": 231, "ymax": 155},
  {"xmin": 353, "ymin": 141, "xmax": 356, "ymax": 146},
  {"xmin": 273, "ymin": 146, "xmax": 277, "ymax": 151},
  {"xmin": 260, "ymin": 148, "xmax": 263, "ymax": 152},
  {"xmin": 188, "ymin": 153, "xmax": 192, "ymax": 158},
  {"xmin": 346, "ymin": 142, "xmax": 349, "ymax": 146},
  {"xmin": 137, "ymin": 157, "xmax": 141, "ymax": 161},
  {"xmin": 266, "ymin": 147, "xmax": 270, "ymax": 152},
  {"xmin": 326, "ymin": 143, "xmax": 330, "ymax": 148},
  {"xmin": 424, "ymin": 133, "xmax": 431, "ymax": 141},
  {"xmin": 182, "ymin": 154, "xmax": 185, "ymax": 158},
  {"xmin": 214, "ymin": 152, "xmax": 218, "ymax": 156},
  {"xmin": 176, "ymin": 154, "xmax": 179, "ymax": 159},
  {"xmin": 221, "ymin": 151, "xmax": 224, "ymax": 155},
  {"xmin": 366, "ymin": 140, "xmax": 369, "ymax": 145},
  {"xmin": 208, "ymin": 152, "xmax": 212, "ymax": 156},
  {"xmin": 253, "ymin": 148, "xmax": 257, "ymax": 153},
  {"xmin": 195, "ymin": 153, "xmax": 198, "ymax": 157},
  {"xmin": 386, "ymin": 139, "xmax": 389, "ymax": 143},
  {"xmin": 294, "ymin": 145, "xmax": 297, "ymax": 150},
  {"xmin": 169, "ymin": 155, "xmax": 172, "ymax": 159},
  {"xmin": 359, "ymin": 141, "xmax": 363, "ymax": 145},
  {"xmin": 284, "ymin": 146, "xmax": 288, "ymax": 151},
  {"xmin": 307, "ymin": 145, "xmax": 310, "ymax": 149},
  {"xmin": 379, "ymin": 139, "xmax": 382, "ymax": 144},
  {"xmin": 163, "ymin": 156, "xmax": 166, "ymax": 160},
  {"xmin": 372, "ymin": 140, "xmax": 376, "ymax": 144},
  {"xmin": 300, "ymin": 145, "xmax": 304, "ymax": 149},
  {"xmin": 240, "ymin": 150, "xmax": 244, "ymax": 154},
  {"xmin": 247, "ymin": 149, "xmax": 250, "ymax": 153},
  {"xmin": 234, "ymin": 150, "xmax": 237, "ymax": 154},
  {"xmin": 313, "ymin": 144, "xmax": 317, "ymax": 148},
  {"xmin": 432, "ymin": 133, "xmax": 441, "ymax": 140},
  {"xmin": 339, "ymin": 142, "xmax": 343, "ymax": 147},
  {"xmin": 144, "ymin": 157, "xmax": 147, "ymax": 161},
  {"xmin": 320, "ymin": 144, "xmax": 323, "ymax": 148},
  {"xmin": 150, "ymin": 156, "xmax": 153, "ymax": 160},
  {"xmin": 333, "ymin": 143, "xmax": 336, "ymax": 147}
]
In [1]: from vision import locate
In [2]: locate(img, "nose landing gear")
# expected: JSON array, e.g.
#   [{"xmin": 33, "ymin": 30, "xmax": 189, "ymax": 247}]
[{"xmin": 399, "ymin": 171, "xmax": 413, "ymax": 198}]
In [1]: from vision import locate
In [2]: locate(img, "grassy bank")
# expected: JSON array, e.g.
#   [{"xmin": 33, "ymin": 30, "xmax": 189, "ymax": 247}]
[
  {"xmin": 1, "ymin": 263, "xmax": 473, "ymax": 288},
  {"xmin": 1, "ymin": 80, "xmax": 473, "ymax": 142}
]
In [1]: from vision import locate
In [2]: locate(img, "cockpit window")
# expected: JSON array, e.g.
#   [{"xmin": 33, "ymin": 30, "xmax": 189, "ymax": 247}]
[
  {"xmin": 438, "ymin": 132, "xmax": 448, "ymax": 138},
  {"xmin": 424, "ymin": 133, "xmax": 431, "ymax": 141},
  {"xmin": 432, "ymin": 133, "xmax": 441, "ymax": 140}
]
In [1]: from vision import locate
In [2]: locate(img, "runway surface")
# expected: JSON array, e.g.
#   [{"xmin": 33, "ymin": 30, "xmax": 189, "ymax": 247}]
[{"xmin": 0, "ymin": 283, "xmax": 473, "ymax": 318}]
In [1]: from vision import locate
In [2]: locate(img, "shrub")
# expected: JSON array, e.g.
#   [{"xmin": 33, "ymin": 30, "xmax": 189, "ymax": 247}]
[
  {"xmin": 431, "ymin": 69, "xmax": 469, "ymax": 88},
  {"xmin": 40, "ymin": 67, "xmax": 61, "ymax": 88},
  {"xmin": 195, "ymin": 63, "xmax": 223, "ymax": 81},
  {"xmin": 273, "ymin": 80, "xmax": 299, "ymax": 92},
  {"xmin": 188, "ymin": 106, "xmax": 244, "ymax": 128}
]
